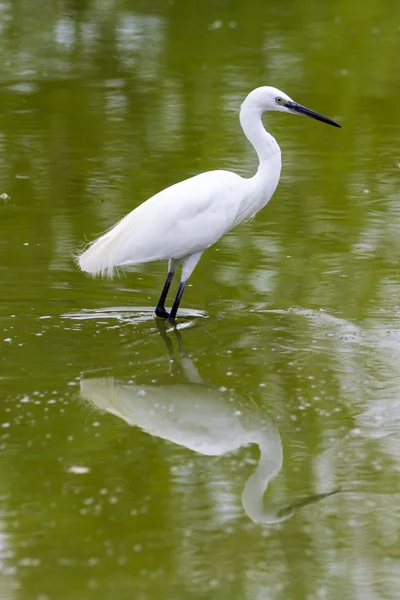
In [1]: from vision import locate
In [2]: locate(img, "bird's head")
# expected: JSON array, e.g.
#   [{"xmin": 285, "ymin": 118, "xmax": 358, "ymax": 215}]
[{"xmin": 244, "ymin": 86, "xmax": 341, "ymax": 128}]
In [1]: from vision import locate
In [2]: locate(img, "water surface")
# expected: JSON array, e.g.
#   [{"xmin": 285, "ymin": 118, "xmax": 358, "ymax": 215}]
[{"xmin": 1, "ymin": 0, "xmax": 400, "ymax": 598}]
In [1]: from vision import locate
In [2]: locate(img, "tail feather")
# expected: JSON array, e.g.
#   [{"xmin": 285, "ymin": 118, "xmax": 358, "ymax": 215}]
[
  {"xmin": 77, "ymin": 231, "xmax": 119, "ymax": 278},
  {"xmin": 77, "ymin": 206, "xmax": 148, "ymax": 278}
]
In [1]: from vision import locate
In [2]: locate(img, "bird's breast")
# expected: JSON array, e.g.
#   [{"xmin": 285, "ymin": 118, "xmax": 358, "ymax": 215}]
[{"xmin": 233, "ymin": 154, "xmax": 281, "ymax": 227}]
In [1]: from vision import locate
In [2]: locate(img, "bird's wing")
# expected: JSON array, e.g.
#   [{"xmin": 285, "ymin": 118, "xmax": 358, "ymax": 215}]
[{"xmin": 78, "ymin": 170, "xmax": 244, "ymax": 277}]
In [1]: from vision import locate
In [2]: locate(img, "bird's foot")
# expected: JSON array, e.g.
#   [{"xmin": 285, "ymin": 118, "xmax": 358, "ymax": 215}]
[{"xmin": 155, "ymin": 306, "xmax": 170, "ymax": 319}]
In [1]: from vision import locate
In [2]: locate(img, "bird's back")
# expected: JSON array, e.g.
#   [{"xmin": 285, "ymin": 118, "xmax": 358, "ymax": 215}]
[{"xmin": 78, "ymin": 169, "xmax": 245, "ymax": 277}]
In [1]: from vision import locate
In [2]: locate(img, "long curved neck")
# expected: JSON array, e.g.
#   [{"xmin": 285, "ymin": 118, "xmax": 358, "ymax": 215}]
[
  {"xmin": 239, "ymin": 100, "xmax": 280, "ymax": 169},
  {"xmin": 241, "ymin": 430, "xmax": 283, "ymax": 524}
]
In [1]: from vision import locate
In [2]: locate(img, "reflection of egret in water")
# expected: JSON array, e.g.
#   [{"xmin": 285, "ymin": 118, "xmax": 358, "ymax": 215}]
[{"xmin": 80, "ymin": 325, "xmax": 339, "ymax": 524}]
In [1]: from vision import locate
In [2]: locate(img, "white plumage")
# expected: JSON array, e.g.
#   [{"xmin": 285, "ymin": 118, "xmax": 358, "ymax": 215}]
[{"xmin": 78, "ymin": 86, "xmax": 340, "ymax": 321}]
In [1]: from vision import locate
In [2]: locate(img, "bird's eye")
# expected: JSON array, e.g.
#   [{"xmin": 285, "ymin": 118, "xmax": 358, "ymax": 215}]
[{"xmin": 276, "ymin": 97, "xmax": 284, "ymax": 104}]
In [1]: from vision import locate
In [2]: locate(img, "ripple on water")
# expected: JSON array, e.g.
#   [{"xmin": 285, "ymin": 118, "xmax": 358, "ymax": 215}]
[{"xmin": 61, "ymin": 306, "xmax": 208, "ymax": 330}]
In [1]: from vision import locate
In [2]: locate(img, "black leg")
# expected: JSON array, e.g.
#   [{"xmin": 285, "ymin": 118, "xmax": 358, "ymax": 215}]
[
  {"xmin": 155, "ymin": 271, "xmax": 174, "ymax": 319},
  {"xmin": 168, "ymin": 281, "xmax": 186, "ymax": 323}
]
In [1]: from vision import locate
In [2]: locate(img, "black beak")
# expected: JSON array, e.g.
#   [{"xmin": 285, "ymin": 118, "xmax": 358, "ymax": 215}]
[{"xmin": 287, "ymin": 101, "xmax": 341, "ymax": 128}]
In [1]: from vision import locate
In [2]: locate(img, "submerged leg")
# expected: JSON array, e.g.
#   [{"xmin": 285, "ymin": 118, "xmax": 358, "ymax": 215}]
[
  {"xmin": 168, "ymin": 252, "xmax": 202, "ymax": 323},
  {"xmin": 155, "ymin": 259, "xmax": 180, "ymax": 319}
]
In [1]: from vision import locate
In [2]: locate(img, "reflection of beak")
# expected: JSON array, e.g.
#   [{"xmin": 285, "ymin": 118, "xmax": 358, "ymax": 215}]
[
  {"xmin": 276, "ymin": 487, "xmax": 342, "ymax": 519},
  {"xmin": 287, "ymin": 101, "xmax": 341, "ymax": 128}
]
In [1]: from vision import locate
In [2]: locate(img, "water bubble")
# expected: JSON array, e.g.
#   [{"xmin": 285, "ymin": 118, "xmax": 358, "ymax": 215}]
[
  {"xmin": 208, "ymin": 20, "xmax": 223, "ymax": 30},
  {"xmin": 68, "ymin": 465, "xmax": 90, "ymax": 475}
]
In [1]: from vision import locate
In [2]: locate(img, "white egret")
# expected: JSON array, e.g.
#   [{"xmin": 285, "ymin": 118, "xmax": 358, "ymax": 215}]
[{"xmin": 78, "ymin": 86, "xmax": 340, "ymax": 321}]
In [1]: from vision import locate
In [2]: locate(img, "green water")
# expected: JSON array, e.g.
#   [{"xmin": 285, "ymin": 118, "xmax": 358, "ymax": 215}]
[{"xmin": 1, "ymin": 0, "xmax": 400, "ymax": 598}]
